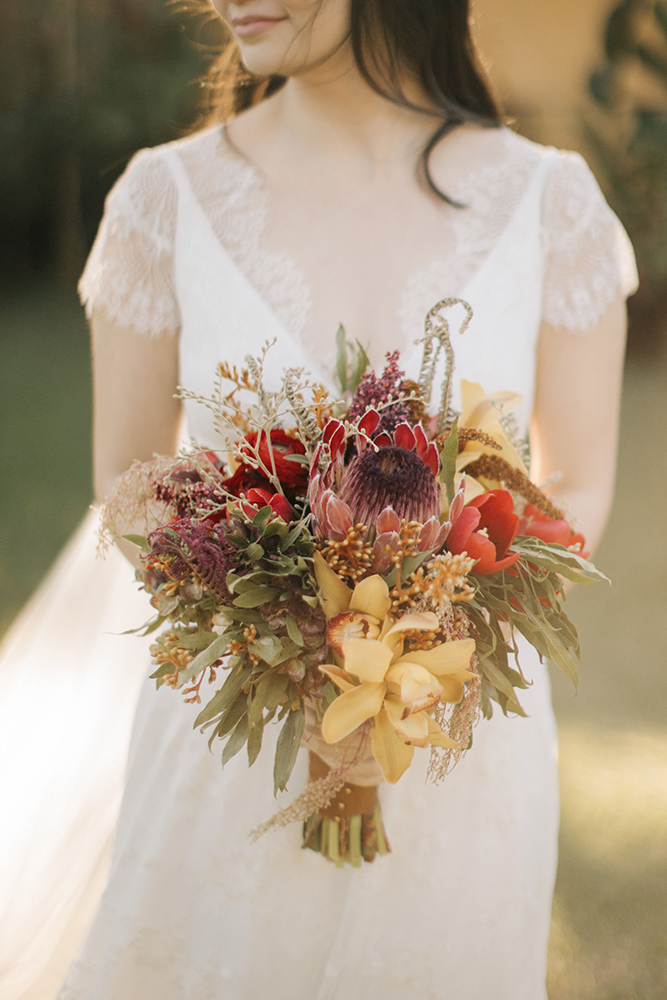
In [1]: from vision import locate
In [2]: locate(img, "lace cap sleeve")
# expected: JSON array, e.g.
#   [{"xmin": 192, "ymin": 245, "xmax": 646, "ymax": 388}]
[
  {"xmin": 78, "ymin": 147, "xmax": 180, "ymax": 337},
  {"xmin": 541, "ymin": 151, "xmax": 638, "ymax": 332}
]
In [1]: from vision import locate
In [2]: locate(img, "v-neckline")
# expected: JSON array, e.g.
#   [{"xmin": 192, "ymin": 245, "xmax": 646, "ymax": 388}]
[{"xmin": 166, "ymin": 129, "xmax": 554, "ymax": 380}]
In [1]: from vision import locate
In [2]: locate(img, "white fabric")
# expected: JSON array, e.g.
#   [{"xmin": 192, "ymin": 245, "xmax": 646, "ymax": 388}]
[{"xmin": 0, "ymin": 124, "xmax": 636, "ymax": 999}]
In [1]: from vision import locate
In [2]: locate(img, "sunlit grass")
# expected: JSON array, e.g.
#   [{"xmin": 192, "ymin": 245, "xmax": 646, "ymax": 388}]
[
  {"xmin": 0, "ymin": 285, "xmax": 92, "ymax": 634},
  {"xmin": 548, "ymin": 725, "xmax": 667, "ymax": 999}
]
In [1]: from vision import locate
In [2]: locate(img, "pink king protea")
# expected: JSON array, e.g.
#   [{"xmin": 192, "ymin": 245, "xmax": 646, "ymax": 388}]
[{"xmin": 309, "ymin": 410, "xmax": 450, "ymax": 572}]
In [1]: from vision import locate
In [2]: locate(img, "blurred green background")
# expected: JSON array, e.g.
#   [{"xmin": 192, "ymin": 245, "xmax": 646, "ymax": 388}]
[{"xmin": 0, "ymin": 1, "xmax": 666, "ymax": 997}]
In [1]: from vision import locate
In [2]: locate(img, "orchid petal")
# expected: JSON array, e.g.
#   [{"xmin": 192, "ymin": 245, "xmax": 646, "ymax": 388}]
[
  {"xmin": 385, "ymin": 702, "xmax": 430, "ymax": 747},
  {"xmin": 437, "ymin": 675, "xmax": 467, "ymax": 704},
  {"xmin": 314, "ymin": 550, "xmax": 352, "ymax": 616},
  {"xmin": 384, "ymin": 612, "xmax": 440, "ymax": 636},
  {"xmin": 402, "ymin": 638, "xmax": 475, "ymax": 675},
  {"xmin": 349, "ymin": 575, "xmax": 391, "ymax": 620},
  {"xmin": 321, "ymin": 682, "xmax": 385, "ymax": 744},
  {"xmin": 426, "ymin": 715, "xmax": 460, "ymax": 749},
  {"xmin": 371, "ymin": 708, "xmax": 415, "ymax": 783},
  {"xmin": 319, "ymin": 664, "xmax": 356, "ymax": 692},
  {"xmin": 341, "ymin": 637, "xmax": 393, "ymax": 682},
  {"xmin": 385, "ymin": 662, "xmax": 438, "ymax": 703}
]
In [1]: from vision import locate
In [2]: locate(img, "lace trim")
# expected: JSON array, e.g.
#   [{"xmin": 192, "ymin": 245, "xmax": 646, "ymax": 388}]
[
  {"xmin": 541, "ymin": 151, "xmax": 638, "ymax": 332},
  {"xmin": 179, "ymin": 130, "xmax": 313, "ymax": 346},
  {"xmin": 79, "ymin": 148, "xmax": 180, "ymax": 338},
  {"xmin": 79, "ymin": 126, "xmax": 637, "ymax": 342}
]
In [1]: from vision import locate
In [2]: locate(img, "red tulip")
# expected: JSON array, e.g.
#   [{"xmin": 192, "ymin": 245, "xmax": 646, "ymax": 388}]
[
  {"xmin": 518, "ymin": 504, "xmax": 586, "ymax": 554},
  {"xmin": 446, "ymin": 489, "xmax": 521, "ymax": 575}
]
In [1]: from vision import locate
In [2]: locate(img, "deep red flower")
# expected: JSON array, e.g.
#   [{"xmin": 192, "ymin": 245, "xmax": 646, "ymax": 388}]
[
  {"xmin": 240, "ymin": 487, "xmax": 293, "ymax": 523},
  {"xmin": 221, "ymin": 429, "xmax": 307, "ymax": 500},
  {"xmin": 518, "ymin": 504, "xmax": 586, "ymax": 554},
  {"xmin": 446, "ymin": 489, "xmax": 521, "ymax": 575}
]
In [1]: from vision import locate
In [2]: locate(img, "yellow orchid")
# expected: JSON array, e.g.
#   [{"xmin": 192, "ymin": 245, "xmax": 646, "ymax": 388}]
[
  {"xmin": 314, "ymin": 552, "xmax": 476, "ymax": 784},
  {"xmin": 456, "ymin": 380, "xmax": 527, "ymax": 496}
]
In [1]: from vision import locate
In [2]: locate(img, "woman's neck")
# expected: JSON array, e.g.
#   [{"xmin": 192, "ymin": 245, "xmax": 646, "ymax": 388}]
[{"xmin": 230, "ymin": 45, "xmax": 442, "ymax": 177}]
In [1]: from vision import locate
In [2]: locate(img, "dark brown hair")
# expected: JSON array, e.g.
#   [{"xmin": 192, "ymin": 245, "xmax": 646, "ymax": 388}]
[{"xmin": 194, "ymin": 0, "xmax": 503, "ymax": 199}]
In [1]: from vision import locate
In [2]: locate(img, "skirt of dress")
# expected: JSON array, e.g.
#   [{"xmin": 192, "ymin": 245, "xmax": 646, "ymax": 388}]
[{"xmin": 57, "ymin": 611, "xmax": 559, "ymax": 1000}]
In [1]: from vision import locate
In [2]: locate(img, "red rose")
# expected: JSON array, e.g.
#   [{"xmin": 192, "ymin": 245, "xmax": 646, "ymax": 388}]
[
  {"xmin": 222, "ymin": 430, "xmax": 307, "ymax": 499},
  {"xmin": 240, "ymin": 488, "xmax": 293, "ymax": 523},
  {"xmin": 446, "ymin": 489, "xmax": 521, "ymax": 575}
]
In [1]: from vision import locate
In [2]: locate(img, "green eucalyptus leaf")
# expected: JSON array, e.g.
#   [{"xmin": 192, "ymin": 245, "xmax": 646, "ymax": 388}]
[
  {"xmin": 176, "ymin": 633, "xmax": 230, "ymax": 687},
  {"xmin": 122, "ymin": 534, "xmax": 150, "ymax": 551},
  {"xmin": 246, "ymin": 542, "xmax": 265, "ymax": 561},
  {"xmin": 221, "ymin": 715, "xmax": 250, "ymax": 767},
  {"xmin": 247, "ymin": 721, "xmax": 264, "ymax": 766},
  {"xmin": 248, "ymin": 634, "xmax": 284, "ymax": 665},
  {"xmin": 273, "ymin": 709, "xmax": 306, "ymax": 794},
  {"xmin": 233, "ymin": 586, "xmax": 280, "ymax": 608},
  {"xmin": 285, "ymin": 615, "xmax": 305, "ymax": 647},
  {"xmin": 195, "ymin": 666, "xmax": 246, "ymax": 727},
  {"xmin": 175, "ymin": 631, "xmax": 219, "ymax": 651},
  {"xmin": 252, "ymin": 506, "xmax": 274, "ymax": 533}
]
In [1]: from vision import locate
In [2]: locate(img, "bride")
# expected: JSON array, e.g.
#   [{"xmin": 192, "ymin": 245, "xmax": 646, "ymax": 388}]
[{"xmin": 1, "ymin": 1, "xmax": 636, "ymax": 997}]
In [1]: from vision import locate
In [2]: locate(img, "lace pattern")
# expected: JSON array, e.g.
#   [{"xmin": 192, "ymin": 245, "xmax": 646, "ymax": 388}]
[
  {"xmin": 79, "ymin": 125, "xmax": 637, "ymax": 342},
  {"xmin": 79, "ymin": 149, "xmax": 180, "ymax": 337}
]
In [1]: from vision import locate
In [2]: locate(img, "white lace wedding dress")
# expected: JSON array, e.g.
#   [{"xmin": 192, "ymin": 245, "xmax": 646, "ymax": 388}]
[{"xmin": 0, "ymin": 125, "xmax": 637, "ymax": 1000}]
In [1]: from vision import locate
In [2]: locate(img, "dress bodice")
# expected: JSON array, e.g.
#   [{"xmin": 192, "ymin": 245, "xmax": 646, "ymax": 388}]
[{"xmin": 79, "ymin": 124, "xmax": 637, "ymax": 447}]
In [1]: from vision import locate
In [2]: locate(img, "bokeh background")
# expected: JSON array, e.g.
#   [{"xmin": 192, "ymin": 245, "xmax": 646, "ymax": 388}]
[{"xmin": 1, "ymin": 2, "xmax": 666, "ymax": 996}]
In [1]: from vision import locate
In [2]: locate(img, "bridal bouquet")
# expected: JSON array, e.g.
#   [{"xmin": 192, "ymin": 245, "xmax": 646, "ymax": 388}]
[{"xmin": 103, "ymin": 299, "xmax": 605, "ymax": 867}]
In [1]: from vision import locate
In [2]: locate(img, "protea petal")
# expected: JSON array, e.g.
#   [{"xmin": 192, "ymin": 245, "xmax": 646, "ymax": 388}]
[
  {"xmin": 414, "ymin": 423, "xmax": 429, "ymax": 458},
  {"xmin": 341, "ymin": 637, "xmax": 393, "ymax": 682},
  {"xmin": 323, "ymin": 418, "xmax": 344, "ymax": 446},
  {"xmin": 358, "ymin": 408, "xmax": 381, "ymax": 438},
  {"xmin": 418, "ymin": 516, "xmax": 440, "ymax": 551},
  {"xmin": 423, "ymin": 442, "xmax": 439, "ymax": 477},
  {"xmin": 402, "ymin": 638, "xmax": 475, "ymax": 675},
  {"xmin": 448, "ymin": 478, "xmax": 467, "ymax": 524},
  {"xmin": 377, "ymin": 506, "xmax": 401, "ymax": 535},
  {"xmin": 372, "ymin": 531, "xmax": 400, "ymax": 573},
  {"xmin": 427, "ymin": 715, "xmax": 460, "ymax": 749},
  {"xmin": 394, "ymin": 422, "xmax": 416, "ymax": 451},
  {"xmin": 371, "ymin": 708, "xmax": 415, "ymax": 783},
  {"xmin": 434, "ymin": 521, "xmax": 451, "ymax": 548},
  {"xmin": 326, "ymin": 495, "xmax": 354, "ymax": 538},
  {"xmin": 313, "ymin": 550, "xmax": 352, "ymax": 617},
  {"xmin": 321, "ymin": 681, "xmax": 385, "ymax": 744},
  {"xmin": 373, "ymin": 432, "xmax": 392, "ymax": 447},
  {"xmin": 349, "ymin": 575, "xmax": 391, "ymax": 620}
]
